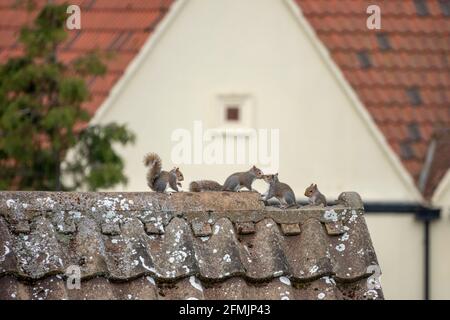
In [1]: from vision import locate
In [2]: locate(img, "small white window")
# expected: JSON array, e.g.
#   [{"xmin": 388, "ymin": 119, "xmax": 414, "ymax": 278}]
[
  {"xmin": 216, "ymin": 94, "xmax": 254, "ymax": 129},
  {"xmin": 209, "ymin": 94, "xmax": 258, "ymax": 157},
  {"xmin": 225, "ymin": 105, "xmax": 240, "ymax": 122}
]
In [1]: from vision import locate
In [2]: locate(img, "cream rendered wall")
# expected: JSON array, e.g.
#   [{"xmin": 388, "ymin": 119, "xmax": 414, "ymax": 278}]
[
  {"xmin": 92, "ymin": 0, "xmax": 424, "ymax": 299},
  {"xmin": 431, "ymin": 170, "xmax": 450, "ymax": 299},
  {"xmin": 95, "ymin": 0, "xmax": 417, "ymax": 201},
  {"xmin": 365, "ymin": 215, "xmax": 423, "ymax": 300}
]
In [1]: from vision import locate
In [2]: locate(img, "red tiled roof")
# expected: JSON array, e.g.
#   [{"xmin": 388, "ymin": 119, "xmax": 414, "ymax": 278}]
[
  {"xmin": 0, "ymin": 0, "xmax": 449, "ymax": 196},
  {"xmin": 0, "ymin": 0, "xmax": 174, "ymax": 117},
  {"xmin": 295, "ymin": 0, "xmax": 450, "ymax": 196}
]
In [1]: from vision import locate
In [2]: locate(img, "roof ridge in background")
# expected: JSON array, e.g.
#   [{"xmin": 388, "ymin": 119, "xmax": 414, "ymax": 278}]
[{"xmin": 295, "ymin": 0, "xmax": 450, "ymax": 197}]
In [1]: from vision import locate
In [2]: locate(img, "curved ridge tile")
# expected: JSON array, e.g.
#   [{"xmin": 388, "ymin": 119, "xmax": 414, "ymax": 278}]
[
  {"xmin": 67, "ymin": 277, "xmax": 117, "ymax": 300},
  {"xmin": 291, "ymin": 276, "xmax": 342, "ymax": 300},
  {"xmin": 103, "ymin": 217, "xmax": 154, "ymax": 279},
  {"xmin": 152, "ymin": 217, "xmax": 197, "ymax": 280},
  {"xmin": 337, "ymin": 277, "xmax": 383, "ymax": 300},
  {"xmin": 0, "ymin": 276, "xmax": 30, "ymax": 300},
  {"xmin": 285, "ymin": 218, "xmax": 333, "ymax": 280},
  {"xmin": 0, "ymin": 193, "xmax": 61, "ymax": 212},
  {"xmin": 12, "ymin": 215, "xmax": 66, "ymax": 279},
  {"xmin": 3, "ymin": 275, "xmax": 68, "ymax": 300},
  {"xmin": 29, "ymin": 276, "xmax": 68, "ymax": 300},
  {"xmin": 157, "ymin": 276, "xmax": 205, "ymax": 300},
  {"xmin": 138, "ymin": 209, "xmax": 172, "ymax": 231},
  {"xmin": 71, "ymin": 216, "xmax": 109, "ymax": 278},
  {"xmin": 0, "ymin": 274, "xmax": 383, "ymax": 300},
  {"xmin": 194, "ymin": 218, "xmax": 244, "ymax": 280},
  {"xmin": 0, "ymin": 191, "xmax": 384, "ymax": 299},
  {"xmin": 241, "ymin": 218, "xmax": 289, "ymax": 280},
  {"xmin": 0, "ymin": 217, "xmax": 17, "ymax": 274},
  {"xmin": 109, "ymin": 276, "xmax": 159, "ymax": 300},
  {"xmin": 203, "ymin": 276, "xmax": 294, "ymax": 300},
  {"xmin": 245, "ymin": 276, "xmax": 294, "ymax": 300},
  {"xmin": 203, "ymin": 277, "xmax": 246, "ymax": 300},
  {"xmin": 51, "ymin": 210, "xmax": 77, "ymax": 235},
  {"xmin": 0, "ymin": 197, "xmax": 28, "ymax": 225},
  {"xmin": 328, "ymin": 209, "xmax": 379, "ymax": 280},
  {"xmin": 169, "ymin": 191, "xmax": 265, "ymax": 212}
]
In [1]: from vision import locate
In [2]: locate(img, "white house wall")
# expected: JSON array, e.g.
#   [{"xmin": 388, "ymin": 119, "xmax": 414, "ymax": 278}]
[
  {"xmin": 431, "ymin": 170, "xmax": 450, "ymax": 299},
  {"xmin": 365, "ymin": 215, "xmax": 423, "ymax": 300}
]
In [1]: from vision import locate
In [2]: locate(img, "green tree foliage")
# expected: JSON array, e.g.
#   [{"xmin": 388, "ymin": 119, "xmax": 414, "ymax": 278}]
[{"xmin": 0, "ymin": 3, "xmax": 135, "ymax": 191}]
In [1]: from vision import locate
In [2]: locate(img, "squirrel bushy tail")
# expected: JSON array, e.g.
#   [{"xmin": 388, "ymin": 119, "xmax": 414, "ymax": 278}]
[
  {"xmin": 143, "ymin": 153, "xmax": 162, "ymax": 189},
  {"xmin": 189, "ymin": 180, "xmax": 223, "ymax": 192}
]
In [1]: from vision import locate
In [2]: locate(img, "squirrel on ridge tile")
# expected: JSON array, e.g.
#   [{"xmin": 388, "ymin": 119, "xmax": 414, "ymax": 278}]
[
  {"xmin": 143, "ymin": 153, "xmax": 184, "ymax": 193},
  {"xmin": 304, "ymin": 183, "xmax": 327, "ymax": 206},
  {"xmin": 261, "ymin": 173, "xmax": 298, "ymax": 209},
  {"xmin": 189, "ymin": 165, "xmax": 264, "ymax": 192}
]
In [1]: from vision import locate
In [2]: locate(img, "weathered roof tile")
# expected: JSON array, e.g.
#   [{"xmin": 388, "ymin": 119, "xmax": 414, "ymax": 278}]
[
  {"xmin": 72, "ymin": 216, "xmax": 108, "ymax": 279},
  {"xmin": 324, "ymin": 221, "xmax": 345, "ymax": 236},
  {"xmin": 280, "ymin": 223, "xmax": 301, "ymax": 236},
  {"xmin": 195, "ymin": 218, "xmax": 244, "ymax": 280},
  {"xmin": 191, "ymin": 220, "xmax": 212, "ymax": 237},
  {"xmin": 103, "ymin": 218, "xmax": 151, "ymax": 279},
  {"xmin": 284, "ymin": 218, "xmax": 333, "ymax": 280},
  {"xmin": 13, "ymin": 215, "xmax": 66, "ymax": 279},
  {"xmin": 242, "ymin": 219, "xmax": 289, "ymax": 280},
  {"xmin": 153, "ymin": 217, "xmax": 197, "ymax": 280},
  {"xmin": 0, "ymin": 191, "xmax": 383, "ymax": 299},
  {"xmin": 328, "ymin": 210, "xmax": 379, "ymax": 280},
  {"xmin": 101, "ymin": 222, "xmax": 121, "ymax": 236},
  {"xmin": 0, "ymin": 217, "xmax": 16, "ymax": 274},
  {"xmin": 235, "ymin": 221, "xmax": 256, "ymax": 235}
]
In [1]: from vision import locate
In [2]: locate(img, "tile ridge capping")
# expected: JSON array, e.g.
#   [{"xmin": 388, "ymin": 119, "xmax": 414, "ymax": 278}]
[
  {"xmin": 0, "ymin": 190, "xmax": 363, "ymax": 207},
  {"xmin": 0, "ymin": 191, "xmax": 265, "ymax": 213},
  {"xmin": 0, "ymin": 191, "xmax": 376, "ymax": 287},
  {"xmin": 0, "ymin": 191, "xmax": 364, "ymax": 224}
]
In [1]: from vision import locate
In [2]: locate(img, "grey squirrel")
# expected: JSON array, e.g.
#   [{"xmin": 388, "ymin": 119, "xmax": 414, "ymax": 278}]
[
  {"xmin": 261, "ymin": 173, "xmax": 298, "ymax": 208},
  {"xmin": 143, "ymin": 153, "xmax": 184, "ymax": 193},
  {"xmin": 304, "ymin": 183, "xmax": 327, "ymax": 206},
  {"xmin": 189, "ymin": 180, "xmax": 223, "ymax": 192},
  {"xmin": 189, "ymin": 166, "xmax": 264, "ymax": 192}
]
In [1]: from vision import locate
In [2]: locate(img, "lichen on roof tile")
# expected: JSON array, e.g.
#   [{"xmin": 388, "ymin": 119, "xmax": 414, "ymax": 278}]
[{"xmin": 0, "ymin": 191, "xmax": 383, "ymax": 300}]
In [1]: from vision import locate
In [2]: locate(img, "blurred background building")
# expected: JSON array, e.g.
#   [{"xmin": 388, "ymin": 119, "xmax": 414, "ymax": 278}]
[{"xmin": 0, "ymin": 0, "xmax": 449, "ymax": 299}]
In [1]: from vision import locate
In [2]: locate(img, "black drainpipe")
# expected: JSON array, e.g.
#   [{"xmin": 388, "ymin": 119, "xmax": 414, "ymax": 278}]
[
  {"xmin": 363, "ymin": 202, "xmax": 440, "ymax": 300},
  {"xmin": 424, "ymin": 219, "xmax": 430, "ymax": 300}
]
